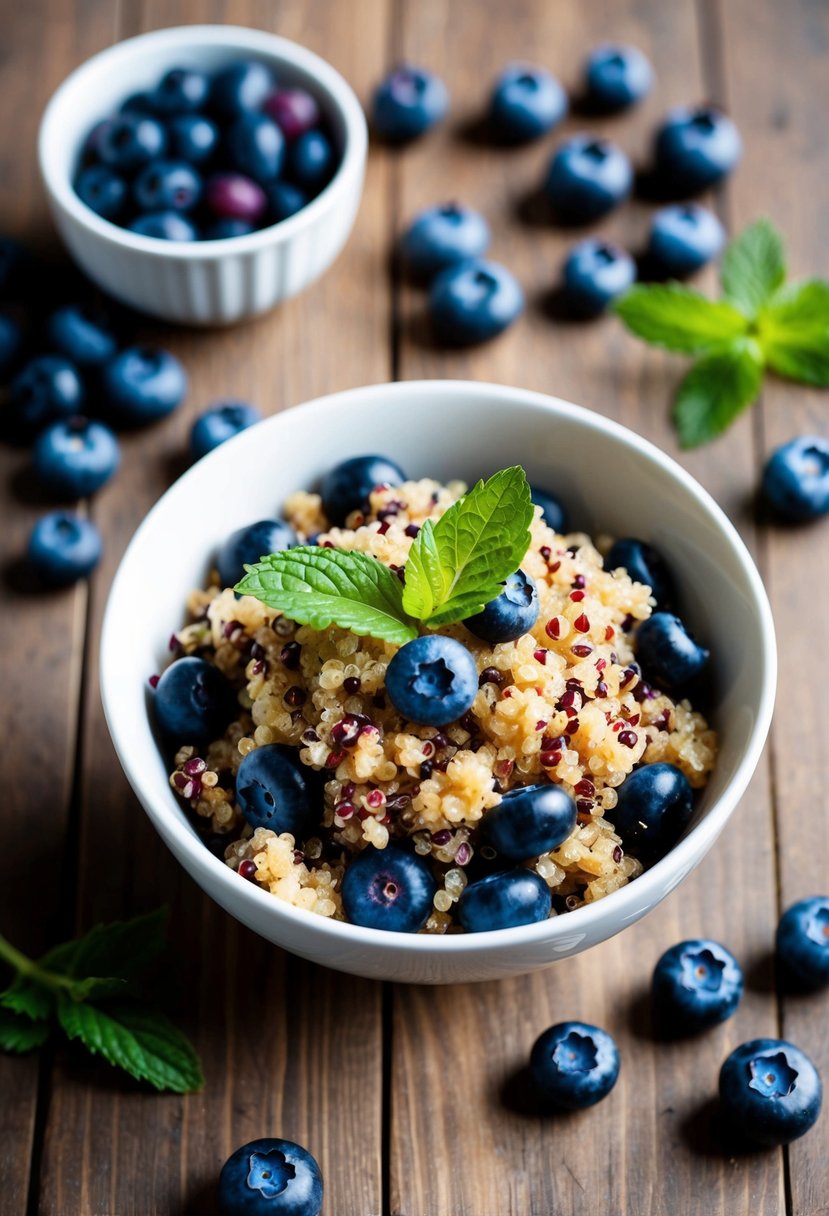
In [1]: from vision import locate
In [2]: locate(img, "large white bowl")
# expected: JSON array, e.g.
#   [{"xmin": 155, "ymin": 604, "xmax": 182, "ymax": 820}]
[
  {"xmin": 38, "ymin": 25, "xmax": 367, "ymax": 325},
  {"xmin": 101, "ymin": 381, "xmax": 776, "ymax": 983}
]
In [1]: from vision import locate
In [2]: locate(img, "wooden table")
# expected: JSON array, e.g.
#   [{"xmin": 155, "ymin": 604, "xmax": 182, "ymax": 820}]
[{"xmin": 1, "ymin": 1, "xmax": 827, "ymax": 1212}]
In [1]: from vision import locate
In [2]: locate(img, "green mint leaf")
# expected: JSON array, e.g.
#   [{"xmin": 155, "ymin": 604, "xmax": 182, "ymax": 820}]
[
  {"xmin": 399, "ymin": 517, "xmax": 443, "ymax": 620},
  {"xmin": 58, "ymin": 997, "xmax": 204, "ymax": 1093},
  {"xmin": 0, "ymin": 1006, "xmax": 49, "ymax": 1054},
  {"xmin": 236, "ymin": 547, "xmax": 418, "ymax": 646},
  {"xmin": 1, "ymin": 977, "xmax": 53, "ymax": 1022},
  {"xmin": 673, "ymin": 339, "xmax": 765, "ymax": 448},
  {"xmin": 758, "ymin": 279, "xmax": 829, "ymax": 386},
  {"xmin": 39, "ymin": 908, "xmax": 168, "ymax": 985},
  {"xmin": 721, "ymin": 218, "xmax": 786, "ymax": 319},
  {"xmin": 613, "ymin": 283, "xmax": 748, "ymax": 354},
  {"xmin": 67, "ymin": 976, "xmax": 128, "ymax": 1002}
]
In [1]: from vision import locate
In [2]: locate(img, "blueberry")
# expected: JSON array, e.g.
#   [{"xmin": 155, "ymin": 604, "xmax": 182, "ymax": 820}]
[
  {"xmin": 263, "ymin": 88, "xmax": 322, "ymax": 141},
  {"xmin": 371, "ymin": 65, "xmax": 449, "ymax": 143},
  {"xmin": 561, "ymin": 239, "xmax": 636, "ymax": 317},
  {"xmin": 154, "ymin": 655, "xmax": 236, "ymax": 745},
  {"xmin": 27, "ymin": 511, "xmax": 102, "ymax": 586},
  {"xmin": 133, "ymin": 160, "xmax": 202, "ymax": 213},
  {"xmin": 8, "ymin": 355, "xmax": 84, "ymax": 440},
  {"xmin": 202, "ymin": 218, "xmax": 255, "ymax": 240},
  {"xmin": 482, "ymin": 783, "xmax": 576, "ymax": 861},
  {"xmin": 0, "ymin": 313, "xmax": 24, "ymax": 378},
  {"xmin": 129, "ymin": 212, "xmax": 198, "ymax": 241},
  {"xmin": 719, "ymin": 1039, "xmax": 822, "ymax": 1147},
  {"xmin": 605, "ymin": 538, "xmax": 675, "ymax": 611},
  {"xmin": 488, "ymin": 64, "xmax": 567, "ymax": 143},
  {"xmin": 544, "ymin": 135, "xmax": 633, "ymax": 223},
  {"xmin": 46, "ymin": 305, "xmax": 117, "ymax": 368},
  {"xmin": 166, "ymin": 114, "xmax": 220, "ymax": 164},
  {"xmin": 205, "ymin": 173, "xmax": 268, "ymax": 224},
  {"xmin": 75, "ymin": 165, "xmax": 128, "ymax": 221},
  {"xmin": 217, "ymin": 519, "xmax": 296, "ymax": 589},
  {"xmin": 530, "ymin": 485, "xmax": 568, "ymax": 533},
  {"xmin": 341, "ymin": 845, "xmax": 436, "ymax": 933},
  {"xmin": 400, "ymin": 203, "xmax": 490, "ymax": 281},
  {"xmin": 33, "ymin": 417, "xmax": 120, "ymax": 499},
  {"xmin": 235, "ymin": 744, "xmax": 313, "ymax": 837},
  {"xmin": 761, "ymin": 436, "xmax": 829, "ymax": 522},
  {"xmin": 530, "ymin": 1021, "xmax": 620, "ymax": 1110},
  {"xmin": 583, "ymin": 44, "xmax": 653, "ymax": 112},
  {"xmin": 288, "ymin": 130, "xmax": 335, "ymax": 192},
  {"xmin": 465, "ymin": 569, "xmax": 539, "ymax": 643},
  {"xmin": 119, "ymin": 91, "xmax": 155, "ymax": 115},
  {"xmin": 652, "ymin": 939, "xmax": 743, "ymax": 1032},
  {"xmin": 635, "ymin": 611, "xmax": 709, "ymax": 691},
  {"xmin": 648, "ymin": 204, "xmax": 725, "ymax": 278},
  {"xmin": 610, "ymin": 762, "xmax": 694, "ymax": 862},
  {"xmin": 190, "ymin": 402, "xmax": 263, "ymax": 460},
  {"xmin": 776, "ymin": 896, "xmax": 829, "ymax": 989},
  {"xmin": 150, "ymin": 67, "xmax": 210, "ymax": 115},
  {"xmin": 227, "ymin": 113, "xmax": 286, "ymax": 185},
  {"xmin": 429, "ymin": 259, "xmax": 524, "ymax": 345},
  {"xmin": 654, "ymin": 106, "xmax": 742, "ymax": 196},
  {"xmin": 210, "ymin": 60, "xmax": 273, "ymax": 118},
  {"xmin": 386, "ymin": 635, "xmax": 478, "ymax": 727},
  {"xmin": 102, "ymin": 346, "xmax": 187, "ymax": 427},
  {"xmin": 457, "ymin": 869, "xmax": 551, "ymax": 932},
  {"xmin": 219, "ymin": 1137, "xmax": 323, "ymax": 1216},
  {"xmin": 267, "ymin": 181, "xmax": 308, "ymax": 223},
  {"xmin": 98, "ymin": 114, "xmax": 167, "ymax": 172},
  {"xmin": 319, "ymin": 454, "xmax": 406, "ymax": 525}
]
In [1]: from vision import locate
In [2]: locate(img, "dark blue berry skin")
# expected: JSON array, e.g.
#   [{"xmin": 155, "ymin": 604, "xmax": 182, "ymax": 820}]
[
  {"xmin": 133, "ymin": 160, "xmax": 202, "ymax": 213},
  {"xmin": 341, "ymin": 845, "xmax": 437, "ymax": 933},
  {"xmin": 210, "ymin": 61, "xmax": 273, "ymax": 118},
  {"xmin": 217, "ymin": 519, "xmax": 296, "ymax": 589},
  {"xmin": 46, "ymin": 306, "xmax": 117, "ymax": 368},
  {"xmin": 154, "ymin": 655, "xmax": 236, "ymax": 745},
  {"xmin": 654, "ymin": 106, "xmax": 742, "ymax": 196},
  {"xmin": 0, "ymin": 313, "xmax": 24, "ymax": 378},
  {"xmin": 530, "ymin": 485, "xmax": 568, "ymax": 533},
  {"xmin": 584, "ymin": 44, "xmax": 653, "ymax": 113},
  {"xmin": 457, "ymin": 869, "xmax": 552, "ymax": 932},
  {"xmin": 203, "ymin": 218, "xmax": 255, "ymax": 240},
  {"xmin": 482, "ymin": 783, "xmax": 576, "ymax": 861},
  {"xmin": 150, "ymin": 67, "xmax": 210, "ymax": 115},
  {"xmin": 8, "ymin": 356, "xmax": 84, "ymax": 440},
  {"xmin": 33, "ymin": 418, "xmax": 120, "ymax": 499},
  {"xmin": 635, "ymin": 611, "xmax": 709, "ymax": 691},
  {"xmin": 561, "ymin": 239, "xmax": 636, "ymax": 317},
  {"xmin": 267, "ymin": 181, "xmax": 308, "ymax": 223},
  {"xmin": 489, "ymin": 64, "xmax": 567, "ymax": 143},
  {"xmin": 27, "ymin": 511, "xmax": 102, "ymax": 586},
  {"xmin": 544, "ymin": 135, "xmax": 633, "ymax": 223},
  {"xmin": 288, "ymin": 130, "xmax": 334, "ymax": 192},
  {"xmin": 228, "ymin": 113, "xmax": 286, "ymax": 184},
  {"xmin": 648, "ymin": 204, "xmax": 725, "ymax": 278},
  {"xmin": 719, "ymin": 1039, "xmax": 822, "ymax": 1147},
  {"xmin": 371, "ymin": 66, "xmax": 449, "ymax": 143},
  {"xmin": 652, "ymin": 939, "xmax": 744, "ymax": 1032},
  {"xmin": 320, "ymin": 454, "xmax": 406, "ymax": 525},
  {"xmin": 98, "ymin": 114, "xmax": 167, "ymax": 172},
  {"xmin": 235, "ymin": 744, "xmax": 313, "ymax": 838},
  {"xmin": 400, "ymin": 204, "xmax": 490, "ymax": 281},
  {"xmin": 120, "ymin": 91, "xmax": 155, "ymax": 115},
  {"xmin": 530, "ymin": 1021, "xmax": 620, "ymax": 1110},
  {"xmin": 102, "ymin": 347, "xmax": 188, "ymax": 427},
  {"xmin": 75, "ymin": 165, "xmax": 128, "ymax": 221},
  {"xmin": 429, "ymin": 259, "xmax": 524, "ymax": 345},
  {"xmin": 166, "ymin": 114, "xmax": 219, "ymax": 164},
  {"xmin": 610, "ymin": 762, "xmax": 694, "ymax": 863},
  {"xmin": 190, "ymin": 402, "xmax": 263, "ymax": 460},
  {"xmin": 465, "ymin": 570, "xmax": 539, "ymax": 643},
  {"xmin": 129, "ymin": 212, "xmax": 198, "ymax": 241},
  {"xmin": 386, "ymin": 635, "xmax": 478, "ymax": 727},
  {"xmin": 219, "ymin": 1137, "xmax": 323, "ymax": 1216},
  {"xmin": 762, "ymin": 436, "xmax": 829, "ymax": 522},
  {"xmin": 605, "ymin": 538, "xmax": 675, "ymax": 612},
  {"xmin": 776, "ymin": 897, "xmax": 829, "ymax": 989}
]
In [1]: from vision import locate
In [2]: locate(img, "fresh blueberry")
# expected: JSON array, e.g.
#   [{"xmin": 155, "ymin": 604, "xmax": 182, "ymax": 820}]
[
  {"xmin": 776, "ymin": 896, "xmax": 829, "ymax": 989},
  {"xmin": 429, "ymin": 259, "xmax": 524, "ymax": 345},
  {"xmin": 166, "ymin": 114, "xmax": 220, "ymax": 164},
  {"xmin": 263, "ymin": 88, "xmax": 322, "ymax": 141},
  {"xmin": 102, "ymin": 346, "xmax": 187, "ymax": 427},
  {"xmin": 219, "ymin": 1137, "xmax": 323, "ymax": 1216},
  {"xmin": 98, "ymin": 113, "xmax": 167, "ymax": 172},
  {"xmin": 652, "ymin": 939, "xmax": 743, "ymax": 1032},
  {"xmin": 561, "ymin": 239, "xmax": 636, "ymax": 317},
  {"xmin": 544, "ymin": 135, "xmax": 633, "ymax": 223},
  {"xmin": 75, "ymin": 165, "xmax": 128, "ymax": 221},
  {"xmin": 386, "ymin": 635, "xmax": 478, "ymax": 727},
  {"xmin": 154, "ymin": 655, "xmax": 237, "ymax": 745},
  {"xmin": 583, "ymin": 44, "xmax": 653, "ymax": 112},
  {"xmin": 647, "ymin": 204, "xmax": 725, "ymax": 277},
  {"xmin": 605, "ymin": 538, "xmax": 675, "ymax": 611},
  {"xmin": 482, "ymin": 783, "xmax": 576, "ymax": 861},
  {"xmin": 530, "ymin": 485, "xmax": 568, "ymax": 533},
  {"xmin": 202, "ymin": 218, "xmax": 255, "ymax": 240},
  {"xmin": 267, "ymin": 181, "xmax": 308, "ymax": 223},
  {"xmin": 0, "ymin": 313, "xmax": 24, "ymax": 378},
  {"xmin": 320, "ymin": 453, "xmax": 406, "ymax": 525},
  {"xmin": 530, "ymin": 1021, "xmax": 620, "ymax": 1110},
  {"xmin": 190, "ymin": 402, "xmax": 263, "ymax": 460},
  {"xmin": 8, "ymin": 355, "xmax": 84, "ymax": 440},
  {"xmin": 217, "ymin": 519, "xmax": 296, "ymax": 589},
  {"xmin": 654, "ymin": 106, "xmax": 742, "ymax": 196},
  {"xmin": 719, "ymin": 1038, "xmax": 822, "ymax": 1147},
  {"xmin": 27, "ymin": 512, "xmax": 102, "ymax": 586},
  {"xmin": 133, "ymin": 160, "xmax": 202, "ymax": 213},
  {"xmin": 209, "ymin": 61, "xmax": 274, "ymax": 118},
  {"xmin": 205, "ymin": 173, "xmax": 268, "ymax": 223},
  {"xmin": 400, "ymin": 203, "xmax": 490, "ymax": 281},
  {"xmin": 341, "ymin": 845, "xmax": 437, "ymax": 932},
  {"xmin": 32, "ymin": 417, "xmax": 120, "ymax": 499},
  {"xmin": 488, "ymin": 64, "xmax": 567, "ymax": 143},
  {"xmin": 288, "ymin": 130, "xmax": 334, "ymax": 192},
  {"xmin": 371, "ymin": 65, "xmax": 449, "ymax": 143},
  {"xmin": 610, "ymin": 762, "xmax": 694, "ymax": 862},
  {"xmin": 465, "ymin": 569, "xmax": 539, "ymax": 643},
  {"xmin": 46, "ymin": 305, "xmax": 117, "ymax": 368},
  {"xmin": 761, "ymin": 436, "xmax": 829, "ymax": 522},
  {"xmin": 457, "ymin": 869, "xmax": 551, "ymax": 932},
  {"xmin": 635, "ymin": 611, "xmax": 709, "ymax": 691},
  {"xmin": 227, "ymin": 113, "xmax": 286, "ymax": 184},
  {"xmin": 129, "ymin": 212, "xmax": 198, "ymax": 241},
  {"xmin": 150, "ymin": 67, "xmax": 210, "ymax": 115},
  {"xmin": 119, "ymin": 91, "xmax": 155, "ymax": 115},
  {"xmin": 235, "ymin": 744, "xmax": 313, "ymax": 838}
]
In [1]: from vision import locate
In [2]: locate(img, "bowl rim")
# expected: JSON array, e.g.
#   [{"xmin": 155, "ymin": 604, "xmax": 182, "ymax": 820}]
[
  {"xmin": 37, "ymin": 23, "xmax": 368, "ymax": 259},
  {"xmin": 101, "ymin": 379, "xmax": 777, "ymax": 955}
]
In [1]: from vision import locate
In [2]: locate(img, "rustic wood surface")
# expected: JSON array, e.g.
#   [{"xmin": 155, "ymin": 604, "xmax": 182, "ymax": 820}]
[{"xmin": 0, "ymin": 0, "xmax": 826, "ymax": 1212}]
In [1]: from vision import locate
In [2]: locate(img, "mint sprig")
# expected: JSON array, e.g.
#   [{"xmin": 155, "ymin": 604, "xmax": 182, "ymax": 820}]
[{"xmin": 614, "ymin": 219, "xmax": 829, "ymax": 447}]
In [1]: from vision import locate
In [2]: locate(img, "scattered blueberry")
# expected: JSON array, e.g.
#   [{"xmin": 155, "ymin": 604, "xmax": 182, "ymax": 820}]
[
  {"xmin": 482, "ymin": 783, "xmax": 576, "ymax": 861},
  {"xmin": 102, "ymin": 346, "xmax": 188, "ymax": 427},
  {"xmin": 605, "ymin": 537, "xmax": 675, "ymax": 611},
  {"xmin": 400, "ymin": 203, "xmax": 490, "ymax": 281},
  {"xmin": 129, "ymin": 212, "xmax": 198, "ymax": 241},
  {"xmin": 75, "ymin": 165, "xmax": 128, "ymax": 221},
  {"xmin": 33, "ymin": 417, "xmax": 120, "ymax": 499},
  {"xmin": 386, "ymin": 635, "xmax": 478, "ymax": 726},
  {"xmin": 217, "ymin": 519, "xmax": 296, "ymax": 589},
  {"xmin": 150, "ymin": 67, "xmax": 210, "ymax": 115},
  {"xmin": 610, "ymin": 762, "xmax": 694, "ymax": 862},
  {"xmin": 544, "ymin": 135, "xmax": 633, "ymax": 223},
  {"xmin": 488, "ymin": 64, "xmax": 567, "ymax": 143},
  {"xmin": 530, "ymin": 1021, "xmax": 620, "ymax": 1110},
  {"xmin": 219, "ymin": 1137, "xmax": 323, "ymax": 1216},
  {"xmin": 0, "ymin": 313, "xmax": 24, "ymax": 377},
  {"xmin": 457, "ymin": 869, "xmax": 552, "ymax": 932},
  {"xmin": 227, "ymin": 112, "xmax": 286, "ymax": 184},
  {"xmin": 319, "ymin": 453, "xmax": 406, "ymax": 526},
  {"xmin": 133, "ymin": 160, "xmax": 202, "ymax": 212},
  {"xmin": 429, "ymin": 259, "xmax": 524, "ymax": 345},
  {"xmin": 341, "ymin": 845, "xmax": 437, "ymax": 932},
  {"xmin": 776, "ymin": 896, "xmax": 829, "ymax": 989},
  {"xmin": 465, "ymin": 569, "xmax": 539, "ymax": 643},
  {"xmin": 635, "ymin": 611, "xmax": 709, "ymax": 691},
  {"xmin": 235, "ymin": 743, "xmax": 313, "ymax": 837},
  {"xmin": 267, "ymin": 182, "xmax": 308, "ymax": 223},
  {"xmin": 190, "ymin": 401, "xmax": 263, "ymax": 460},
  {"xmin": 27, "ymin": 511, "xmax": 102, "ymax": 586},
  {"xmin": 561, "ymin": 239, "xmax": 636, "ymax": 317},
  {"xmin": 166, "ymin": 114, "xmax": 220, "ymax": 164},
  {"xmin": 263, "ymin": 87, "xmax": 321, "ymax": 141},
  {"xmin": 530, "ymin": 485, "xmax": 568, "ymax": 533},
  {"xmin": 205, "ymin": 173, "xmax": 267, "ymax": 223},
  {"xmin": 119, "ymin": 91, "xmax": 155, "ymax": 115},
  {"xmin": 652, "ymin": 939, "xmax": 743, "ymax": 1031},
  {"xmin": 288, "ymin": 130, "xmax": 335, "ymax": 192},
  {"xmin": 8, "ymin": 355, "xmax": 84, "ymax": 440},
  {"xmin": 154, "ymin": 655, "xmax": 237, "ymax": 745},
  {"xmin": 583, "ymin": 44, "xmax": 653, "ymax": 112},
  {"xmin": 654, "ymin": 106, "xmax": 742, "ymax": 196},
  {"xmin": 209, "ymin": 61, "xmax": 273, "ymax": 118},
  {"xmin": 647, "ymin": 204, "xmax": 725, "ymax": 277},
  {"xmin": 98, "ymin": 113, "xmax": 167, "ymax": 172},
  {"xmin": 371, "ymin": 65, "xmax": 449, "ymax": 143},
  {"xmin": 203, "ymin": 218, "xmax": 256, "ymax": 239},
  {"xmin": 719, "ymin": 1038, "xmax": 822, "ymax": 1147},
  {"xmin": 761, "ymin": 436, "xmax": 829, "ymax": 522},
  {"xmin": 46, "ymin": 305, "xmax": 118, "ymax": 368}
]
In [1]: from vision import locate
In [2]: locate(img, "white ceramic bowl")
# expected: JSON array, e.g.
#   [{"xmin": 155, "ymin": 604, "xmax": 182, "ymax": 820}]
[
  {"xmin": 101, "ymin": 381, "xmax": 776, "ymax": 983},
  {"xmin": 38, "ymin": 25, "xmax": 367, "ymax": 326}
]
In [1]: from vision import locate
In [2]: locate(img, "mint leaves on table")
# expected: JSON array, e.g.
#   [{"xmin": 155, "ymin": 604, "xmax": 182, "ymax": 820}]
[
  {"xmin": 0, "ymin": 908, "xmax": 203, "ymax": 1094},
  {"xmin": 237, "ymin": 466, "xmax": 535, "ymax": 644},
  {"xmin": 614, "ymin": 219, "xmax": 829, "ymax": 447}
]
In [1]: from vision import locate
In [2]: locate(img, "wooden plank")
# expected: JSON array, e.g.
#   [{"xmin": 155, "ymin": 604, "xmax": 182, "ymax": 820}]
[{"xmin": 391, "ymin": 1, "xmax": 783, "ymax": 1213}]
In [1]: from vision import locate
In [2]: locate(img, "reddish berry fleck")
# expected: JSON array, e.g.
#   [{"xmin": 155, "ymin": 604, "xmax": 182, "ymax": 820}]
[
  {"xmin": 595, "ymin": 680, "xmax": 608, "ymax": 698},
  {"xmin": 533, "ymin": 648, "xmax": 548, "ymax": 665},
  {"xmin": 540, "ymin": 750, "xmax": 561, "ymax": 768},
  {"xmin": 326, "ymin": 749, "xmax": 347, "ymax": 768},
  {"xmin": 571, "ymin": 643, "xmax": 593, "ymax": 658},
  {"xmin": 546, "ymin": 617, "xmax": 561, "ymax": 639},
  {"xmin": 612, "ymin": 845, "xmax": 623, "ymax": 863},
  {"xmin": 280, "ymin": 641, "xmax": 301, "ymax": 670},
  {"xmin": 149, "ymin": 673, "xmax": 160, "ymax": 689},
  {"xmin": 605, "ymin": 625, "xmax": 615, "ymax": 641},
  {"xmin": 570, "ymin": 589, "xmax": 585, "ymax": 602},
  {"xmin": 284, "ymin": 685, "xmax": 306, "ymax": 707},
  {"xmin": 479, "ymin": 666, "xmax": 504, "ymax": 687},
  {"xmin": 618, "ymin": 730, "xmax": 638, "ymax": 749},
  {"xmin": 550, "ymin": 560, "xmax": 561, "ymax": 573},
  {"xmin": 573, "ymin": 613, "xmax": 590, "ymax": 633},
  {"xmin": 238, "ymin": 859, "xmax": 257, "ymax": 881},
  {"xmin": 540, "ymin": 545, "xmax": 552, "ymax": 560},
  {"xmin": 535, "ymin": 719, "xmax": 548, "ymax": 732},
  {"xmin": 573, "ymin": 574, "xmax": 586, "ymax": 589},
  {"xmin": 343, "ymin": 676, "xmax": 362, "ymax": 695}
]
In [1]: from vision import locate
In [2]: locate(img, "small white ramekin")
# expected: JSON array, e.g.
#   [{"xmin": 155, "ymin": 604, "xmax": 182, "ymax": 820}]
[{"xmin": 38, "ymin": 25, "xmax": 368, "ymax": 326}]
